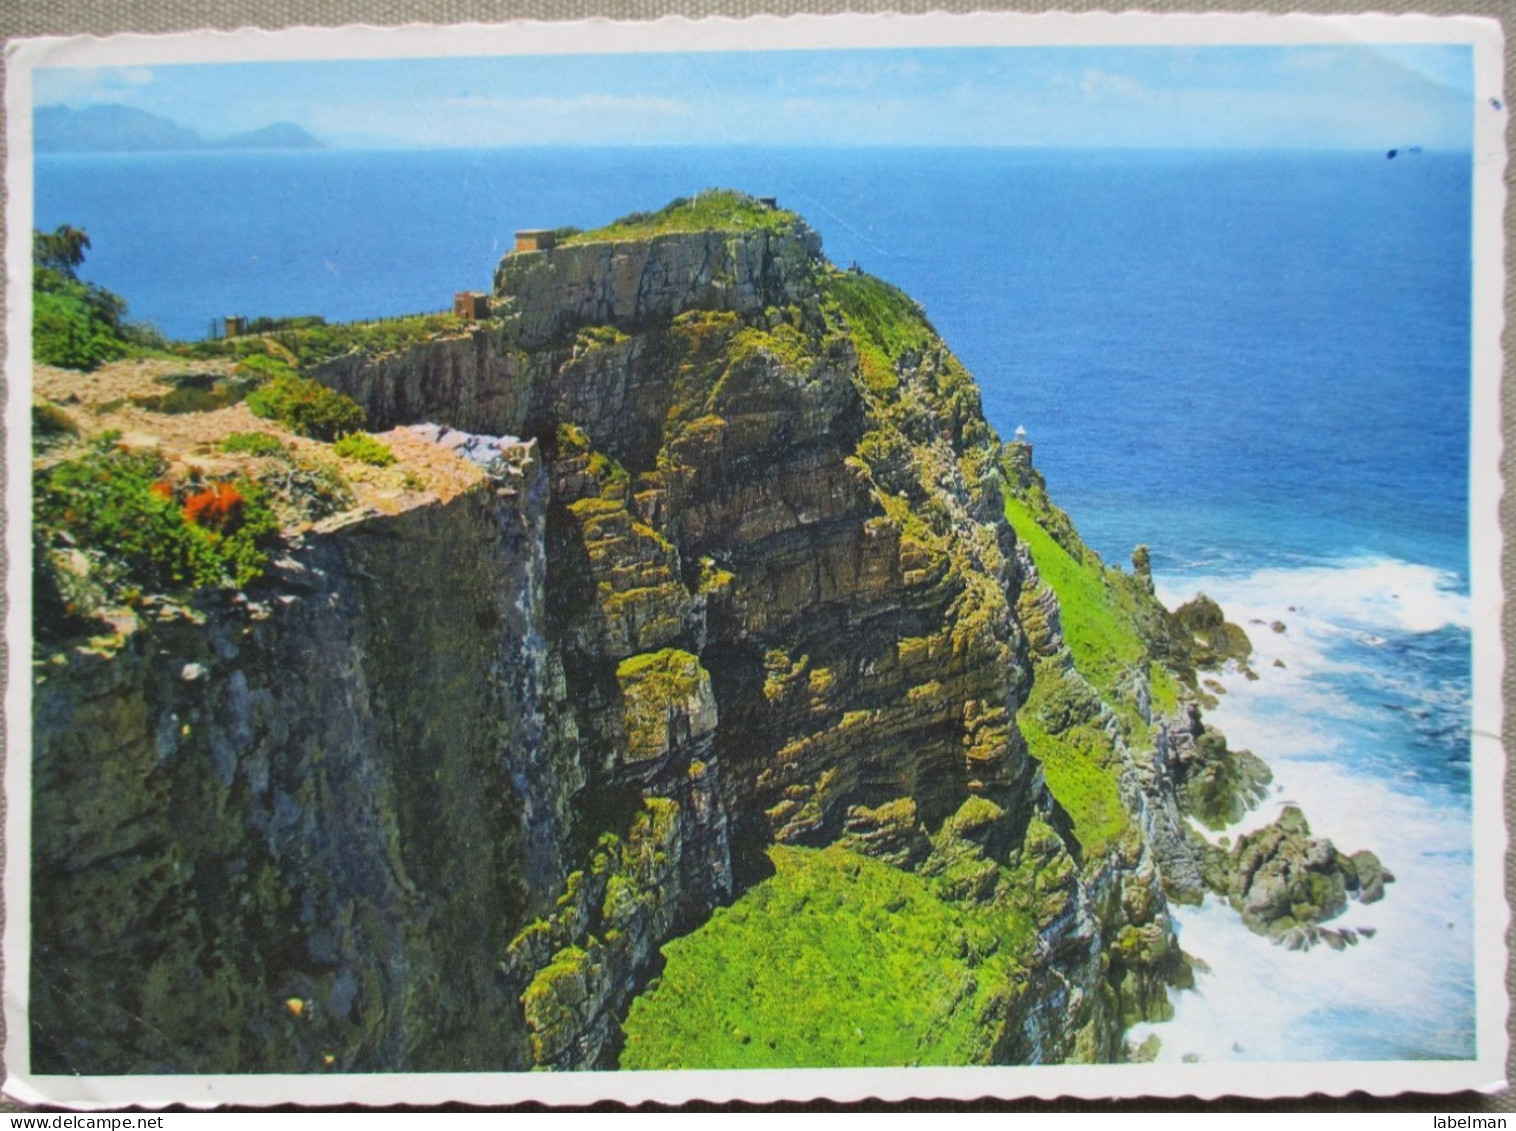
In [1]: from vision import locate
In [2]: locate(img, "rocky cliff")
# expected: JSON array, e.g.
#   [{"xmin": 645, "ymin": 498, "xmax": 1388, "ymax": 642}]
[{"xmin": 30, "ymin": 191, "xmax": 1382, "ymax": 1075}]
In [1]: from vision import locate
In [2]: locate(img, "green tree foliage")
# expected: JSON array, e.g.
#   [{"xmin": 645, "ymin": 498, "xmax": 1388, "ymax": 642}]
[
  {"xmin": 33, "ymin": 284, "xmax": 128, "ymax": 371},
  {"xmin": 31, "ymin": 225, "xmax": 161, "ymax": 370},
  {"xmin": 34, "ymin": 225, "xmax": 91, "ymax": 277}
]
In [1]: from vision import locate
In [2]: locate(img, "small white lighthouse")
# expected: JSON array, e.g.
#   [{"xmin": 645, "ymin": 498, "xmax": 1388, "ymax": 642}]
[{"xmin": 1005, "ymin": 423, "xmax": 1034, "ymax": 487}]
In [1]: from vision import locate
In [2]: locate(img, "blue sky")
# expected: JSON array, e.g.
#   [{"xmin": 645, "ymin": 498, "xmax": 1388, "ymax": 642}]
[{"xmin": 33, "ymin": 44, "xmax": 1475, "ymax": 150}]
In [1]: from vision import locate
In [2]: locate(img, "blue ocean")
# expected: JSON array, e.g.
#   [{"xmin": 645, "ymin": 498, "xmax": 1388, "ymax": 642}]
[{"xmin": 34, "ymin": 145, "xmax": 1477, "ymax": 1061}]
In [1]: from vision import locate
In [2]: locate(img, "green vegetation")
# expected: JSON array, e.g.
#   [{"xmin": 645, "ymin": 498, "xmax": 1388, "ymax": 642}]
[
  {"xmin": 168, "ymin": 333, "xmax": 289, "ymax": 365},
  {"xmin": 187, "ymin": 313, "xmax": 464, "ymax": 368},
  {"xmin": 33, "ymin": 284, "xmax": 127, "ymax": 370},
  {"xmin": 616, "ymin": 649, "xmax": 707, "ymax": 764},
  {"xmin": 32, "ymin": 225, "xmax": 162, "ymax": 370},
  {"xmin": 1018, "ymin": 664, "xmax": 1129, "ymax": 858},
  {"xmin": 332, "ymin": 433, "xmax": 397, "ymax": 467},
  {"xmin": 827, "ymin": 269, "xmax": 992, "ymax": 487},
  {"xmin": 31, "ymin": 228, "xmax": 440, "ymax": 374},
  {"xmin": 574, "ymin": 324, "xmax": 629, "ymax": 351},
  {"xmin": 277, "ymin": 457, "xmax": 356, "ymax": 522},
  {"xmin": 34, "ymin": 225, "xmax": 91, "ymax": 276},
  {"xmin": 563, "ymin": 190, "xmax": 794, "ymax": 245},
  {"xmin": 619, "ymin": 844, "xmax": 1024, "ymax": 1070},
  {"xmin": 270, "ymin": 312, "xmax": 465, "ymax": 367},
  {"xmin": 34, "ymin": 439, "xmax": 280, "ymax": 600},
  {"xmin": 233, "ymin": 353, "xmax": 300, "ymax": 383},
  {"xmin": 243, "ymin": 314, "xmax": 328, "ymax": 335},
  {"xmin": 826, "ymin": 271, "xmax": 935, "ymax": 395},
  {"xmin": 1002, "ymin": 487, "xmax": 1176, "ymax": 856},
  {"xmin": 220, "ymin": 431, "xmax": 286, "ymax": 457},
  {"xmin": 246, "ymin": 373, "xmax": 366, "ymax": 441},
  {"xmin": 1003, "ymin": 493, "xmax": 1145, "ymax": 702},
  {"xmin": 32, "ymin": 402, "xmax": 79, "ymax": 444},
  {"xmin": 1150, "ymin": 662, "xmax": 1181, "ymax": 716},
  {"xmin": 728, "ymin": 322, "xmax": 815, "ymax": 372},
  {"xmin": 508, "ymin": 797, "xmax": 684, "ymax": 1065}
]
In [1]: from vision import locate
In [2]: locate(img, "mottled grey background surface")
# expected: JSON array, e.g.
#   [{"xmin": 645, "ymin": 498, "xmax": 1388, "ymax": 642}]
[{"xmin": 0, "ymin": 0, "xmax": 1509, "ymax": 1113}]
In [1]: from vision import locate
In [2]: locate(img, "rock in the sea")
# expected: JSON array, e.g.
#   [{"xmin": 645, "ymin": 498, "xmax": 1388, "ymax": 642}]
[
  {"xmin": 1174, "ymin": 593, "xmax": 1254, "ymax": 669},
  {"xmin": 1347, "ymin": 848, "xmax": 1392, "ymax": 904},
  {"xmin": 1201, "ymin": 805, "xmax": 1392, "ymax": 940},
  {"xmin": 1171, "ymin": 723, "xmax": 1272, "ymax": 831}
]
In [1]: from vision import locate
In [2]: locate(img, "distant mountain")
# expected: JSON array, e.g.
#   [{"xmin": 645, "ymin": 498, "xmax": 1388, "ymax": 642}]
[
  {"xmin": 35, "ymin": 104, "xmax": 323, "ymax": 153},
  {"xmin": 216, "ymin": 121, "xmax": 324, "ymax": 151},
  {"xmin": 36, "ymin": 105, "xmax": 200, "ymax": 153}
]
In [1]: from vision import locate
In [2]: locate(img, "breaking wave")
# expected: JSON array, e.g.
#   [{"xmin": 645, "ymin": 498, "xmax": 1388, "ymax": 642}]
[{"xmin": 1129, "ymin": 555, "xmax": 1475, "ymax": 1062}]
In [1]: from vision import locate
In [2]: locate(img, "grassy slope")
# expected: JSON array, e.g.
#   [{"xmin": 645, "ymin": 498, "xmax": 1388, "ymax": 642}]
[
  {"xmin": 1000, "ymin": 461, "xmax": 1215, "ymax": 863},
  {"xmin": 827, "ymin": 271, "xmax": 932, "ymax": 394},
  {"xmin": 619, "ymin": 845, "xmax": 1026, "ymax": 1070},
  {"xmin": 1002, "ymin": 493, "xmax": 1145, "ymax": 700},
  {"xmin": 1002, "ymin": 492, "xmax": 1157, "ymax": 858},
  {"xmin": 1017, "ymin": 668, "xmax": 1129, "ymax": 857}
]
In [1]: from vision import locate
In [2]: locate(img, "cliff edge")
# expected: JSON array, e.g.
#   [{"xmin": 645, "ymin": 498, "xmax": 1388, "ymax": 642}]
[{"xmin": 29, "ymin": 190, "xmax": 1387, "ymax": 1074}]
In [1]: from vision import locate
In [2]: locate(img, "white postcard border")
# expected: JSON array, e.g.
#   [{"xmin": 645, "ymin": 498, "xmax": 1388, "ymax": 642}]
[{"xmin": 3, "ymin": 10, "xmax": 1507, "ymax": 1107}]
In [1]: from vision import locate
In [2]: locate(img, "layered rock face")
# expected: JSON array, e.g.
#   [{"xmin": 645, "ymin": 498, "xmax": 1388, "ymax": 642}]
[
  {"xmin": 493, "ymin": 223, "xmax": 824, "ymax": 348},
  {"xmin": 32, "ymin": 193, "xmax": 1318, "ymax": 1074},
  {"xmin": 34, "ymin": 444, "xmax": 558, "ymax": 1072},
  {"xmin": 473, "ymin": 207, "xmax": 1049, "ymax": 1066}
]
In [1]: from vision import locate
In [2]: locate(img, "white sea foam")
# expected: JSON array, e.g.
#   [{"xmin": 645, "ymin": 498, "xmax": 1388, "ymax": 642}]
[
  {"xmin": 1129, "ymin": 555, "xmax": 1475, "ymax": 1062},
  {"xmin": 1155, "ymin": 556, "xmax": 1470, "ymax": 641}
]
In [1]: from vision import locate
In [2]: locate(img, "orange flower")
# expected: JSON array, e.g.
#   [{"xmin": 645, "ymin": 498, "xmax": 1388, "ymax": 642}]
[{"xmin": 184, "ymin": 482, "xmax": 244, "ymax": 532}]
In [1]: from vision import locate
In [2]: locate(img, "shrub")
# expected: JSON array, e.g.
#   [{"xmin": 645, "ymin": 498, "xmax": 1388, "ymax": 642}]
[
  {"xmin": 246, "ymin": 314, "xmax": 327, "ymax": 335},
  {"xmin": 33, "ymin": 287, "xmax": 127, "ymax": 370},
  {"xmin": 282, "ymin": 459, "xmax": 354, "ymax": 520},
  {"xmin": 34, "ymin": 441, "xmax": 280, "ymax": 594},
  {"xmin": 272, "ymin": 312, "xmax": 464, "ymax": 368},
  {"xmin": 332, "ymin": 432, "xmax": 396, "ymax": 467},
  {"xmin": 234, "ymin": 353, "xmax": 300, "ymax": 383},
  {"xmin": 564, "ymin": 190, "xmax": 792, "ymax": 244},
  {"xmin": 246, "ymin": 373, "xmax": 366, "ymax": 441},
  {"xmin": 202, "ymin": 478, "xmax": 280, "ymax": 588},
  {"xmin": 221, "ymin": 431, "xmax": 285, "ymax": 457},
  {"xmin": 32, "ymin": 401, "xmax": 78, "ymax": 441}
]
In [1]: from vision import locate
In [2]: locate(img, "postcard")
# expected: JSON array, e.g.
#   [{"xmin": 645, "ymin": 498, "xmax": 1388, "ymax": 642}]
[{"xmin": 3, "ymin": 11, "xmax": 1507, "ymax": 1107}]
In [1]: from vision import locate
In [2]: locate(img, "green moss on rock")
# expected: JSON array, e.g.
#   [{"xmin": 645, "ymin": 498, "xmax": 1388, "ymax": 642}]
[
  {"xmin": 563, "ymin": 190, "xmax": 798, "ymax": 245},
  {"xmin": 616, "ymin": 650, "xmax": 715, "ymax": 766},
  {"xmin": 619, "ymin": 844, "xmax": 1028, "ymax": 1069}
]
